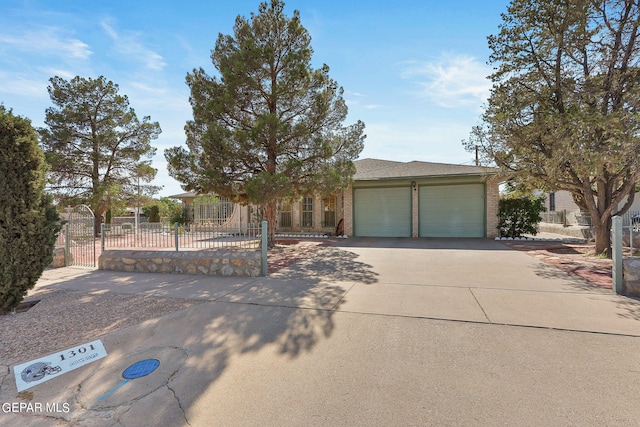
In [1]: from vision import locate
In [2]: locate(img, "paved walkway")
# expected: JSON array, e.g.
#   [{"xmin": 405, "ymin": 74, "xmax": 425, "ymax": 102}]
[{"xmin": 2, "ymin": 238, "xmax": 640, "ymax": 426}]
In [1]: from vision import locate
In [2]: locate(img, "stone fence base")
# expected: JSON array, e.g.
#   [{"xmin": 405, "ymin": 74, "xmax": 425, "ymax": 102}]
[
  {"xmin": 49, "ymin": 247, "xmax": 68, "ymax": 268},
  {"xmin": 538, "ymin": 223, "xmax": 593, "ymax": 239},
  {"xmin": 99, "ymin": 249, "xmax": 262, "ymax": 277},
  {"xmin": 623, "ymin": 258, "xmax": 640, "ymax": 297}
]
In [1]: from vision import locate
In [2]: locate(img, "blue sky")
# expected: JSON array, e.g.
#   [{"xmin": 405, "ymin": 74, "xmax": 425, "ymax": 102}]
[{"xmin": 0, "ymin": 0, "xmax": 509, "ymax": 197}]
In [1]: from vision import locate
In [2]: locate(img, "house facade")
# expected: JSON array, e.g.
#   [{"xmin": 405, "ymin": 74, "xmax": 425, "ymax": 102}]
[
  {"xmin": 170, "ymin": 158, "xmax": 500, "ymax": 238},
  {"xmin": 344, "ymin": 159, "xmax": 499, "ymax": 238},
  {"xmin": 543, "ymin": 190, "xmax": 640, "ymax": 226}
]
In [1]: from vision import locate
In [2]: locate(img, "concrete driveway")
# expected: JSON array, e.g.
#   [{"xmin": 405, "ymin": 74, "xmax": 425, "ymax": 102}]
[{"xmin": 2, "ymin": 238, "xmax": 640, "ymax": 426}]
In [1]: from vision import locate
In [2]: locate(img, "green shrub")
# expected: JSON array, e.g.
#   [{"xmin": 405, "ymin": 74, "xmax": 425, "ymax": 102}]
[
  {"xmin": 170, "ymin": 205, "xmax": 190, "ymax": 226},
  {"xmin": 0, "ymin": 107, "xmax": 61, "ymax": 313},
  {"xmin": 498, "ymin": 196, "xmax": 546, "ymax": 238},
  {"xmin": 148, "ymin": 205, "xmax": 160, "ymax": 223}
]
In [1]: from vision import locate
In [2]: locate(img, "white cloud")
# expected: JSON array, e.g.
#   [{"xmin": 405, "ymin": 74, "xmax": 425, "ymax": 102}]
[
  {"xmin": 345, "ymin": 91, "xmax": 383, "ymax": 111},
  {"xmin": 402, "ymin": 53, "xmax": 492, "ymax": 109},
  {"xmin": 100, "ymin": 21, "xmax": 119, "ymax": 40},
  {"xmin": 0, "ymin": 27, "xmax": 92, "ymax": 59},
  {"xmin": 0, "ymin": 72, "xmax": 48, "ymax": 98},
  {"xmin": 100, "ymin": 21, "xmax": 167, "ymax": 71},
  {"xmin": 129, "ymin": 81, "xmax": 166, "ymax": 96},
  {"xmin": 39, "ymin": 67, "xmax": 76, "ymax": 80}
]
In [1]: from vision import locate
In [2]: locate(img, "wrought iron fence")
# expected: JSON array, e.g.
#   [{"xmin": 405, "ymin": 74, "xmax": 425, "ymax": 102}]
[
  {"xmin": 620, "ymin": 209, "xmax": 640, "ymax": 228},
  {"xmin": 101, "ymin": 222, "xmax": 262, "ymax": 251},
  {"xmin": 192, "ymin": 197, "xmax": 235, "ymax": 225},
  {"xmin": 55, "ymin": 227, "xmax": 66, "ymax": 248},
  {"xmin": 614, "ymin": 210, "xmax": 640, "ymax": 256},
  {"xmin": 541, "ymin": 210, "xmax": 566, "ymax": 225},
  {"xmin": 540, "ymin": 209, "xmax": 593, "ymax": 226}
]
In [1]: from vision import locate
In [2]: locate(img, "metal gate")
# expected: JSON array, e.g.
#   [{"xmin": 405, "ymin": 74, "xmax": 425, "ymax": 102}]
[{"xmin": 66, "ymin": 204, "xmax": 96, "ymax": 267}]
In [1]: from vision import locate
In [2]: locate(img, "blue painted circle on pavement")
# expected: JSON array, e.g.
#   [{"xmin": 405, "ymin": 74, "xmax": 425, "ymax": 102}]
[{"xmin": 122, "ymin": 359, "xmax": 160, "ymax": 379}]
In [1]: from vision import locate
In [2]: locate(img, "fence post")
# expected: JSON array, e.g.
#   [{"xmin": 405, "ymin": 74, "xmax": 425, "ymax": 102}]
[
  {"xmin": 261, "ymin": 220, "xmax": 268, "ymax": 277},
  {"xmin": 174, "ymin": 222, "xmax": 179, "ymax": 252},
  {"xmin": 612, "ymin": 215, "xmax": 623, "ymax": 294},
  {"xmin": 100, "ymin": 224, "xmax": 105, "ymax": 253},
  {"xmin": 64, "ymin": 223, "xmax": 70, "ymax": 267}
]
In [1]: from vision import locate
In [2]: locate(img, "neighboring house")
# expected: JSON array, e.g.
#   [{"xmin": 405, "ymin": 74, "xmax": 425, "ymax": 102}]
[
  {"xmin": 169, "ymin": 158, "xmax": 500, "ymax": 238},
  {"xmin": 543, "ymin": 190, "xmax": 640, "ymax": 226}
]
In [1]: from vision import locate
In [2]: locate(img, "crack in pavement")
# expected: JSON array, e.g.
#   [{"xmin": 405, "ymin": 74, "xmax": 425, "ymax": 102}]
[
  {"xmin": 166, "ymin": 348, "xmax": 190, "ymax": 426},
  {"xmin": 167, "ymin": 382, "xmax": 190, "ymax": 426},
  {"xmin": 469, "ymin": 288, "xmax": 491, "ymax": 323}
]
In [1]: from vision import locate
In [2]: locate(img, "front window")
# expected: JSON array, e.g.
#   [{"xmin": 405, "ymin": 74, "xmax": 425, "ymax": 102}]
[
  {"xmin": 322, "ymin": 196, "xmax": 336, "ymax": 227},
  {"xmin": 193, "ymin": 195, "xmax": 234, "ymax": 225},
  {"xmin": 279, "ymin": 201, "xmax": 292, "ymax": 228},
  {"xmin": 301, "ymin": 197, "xmax": 313, "ymax": 228}
]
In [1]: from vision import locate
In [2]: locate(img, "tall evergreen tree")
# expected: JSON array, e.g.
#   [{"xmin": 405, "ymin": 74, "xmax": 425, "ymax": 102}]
[
  {"xmin": 165, "ymin": 0, "xmax": 365, "ymax": 247},
  {"xmin": 40, "ymin": 76, "xmax": 161, "ymax": 233},
  {"xmin": 0, "ymin": 106, "xmax": 60, "ymax": 313},
  {"xmin": 466, "ymin": 0, "xmax": 640, "ymax": 256}
]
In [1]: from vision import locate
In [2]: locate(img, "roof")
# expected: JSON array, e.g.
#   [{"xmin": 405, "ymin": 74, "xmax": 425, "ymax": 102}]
[
  {"xmin": 353, "ymin": 158, "xmax": 494, "ymax": 181},
  {"xmin": 168, "ymin": 192, "xmax": 196, "ymax": 199},
  {"xmin": 168, "ymin": 159, "xmax": 495, "ymax": 196}
]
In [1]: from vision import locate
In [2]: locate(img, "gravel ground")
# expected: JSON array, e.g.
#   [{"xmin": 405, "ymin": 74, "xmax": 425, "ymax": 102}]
[
  {"xmin": 0, "ymin": 240, "xmax": 327, "ymax": 368},
  {"xmin": 0, "ymin": 287, "xmax": 204, "ymax": 366},
  {"xmin": 503, "ymin": 241, "xmax": 613, "ymax": 289}
]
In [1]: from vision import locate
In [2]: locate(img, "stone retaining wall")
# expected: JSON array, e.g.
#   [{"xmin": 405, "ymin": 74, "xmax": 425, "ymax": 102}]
[
  {"xmin": 622, "ymin": 258, "xmax": 640, "ymax": 297},
  {"xmin": 99, "ymin": 249, "xmax": 262, "ymax": 277},
  {"xmin": 538, "ymin": 223, "xmax": 593, "ymax": 239},
  {"xmin": 49, "ymin": 247, "xmax": 68, "ymax": 268}
]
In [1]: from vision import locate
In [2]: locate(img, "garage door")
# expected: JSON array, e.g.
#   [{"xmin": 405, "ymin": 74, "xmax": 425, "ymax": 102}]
[
  {"xmin": 419, "ymin": 184, "xmax": 485, "ymax": 237},
  {"xmin": 354, "ymin": 187, "xmax": 411, "ymax": 237}
]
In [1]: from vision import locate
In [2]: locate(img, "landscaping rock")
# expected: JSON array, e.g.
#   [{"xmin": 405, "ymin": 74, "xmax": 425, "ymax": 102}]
[
  {"xmin": 98, "ymin": 249, "xmax": 261, "ymax": 277},
  {"xmin": 623, "ymin": 257, "xmax": 640, "ymax": 297}
]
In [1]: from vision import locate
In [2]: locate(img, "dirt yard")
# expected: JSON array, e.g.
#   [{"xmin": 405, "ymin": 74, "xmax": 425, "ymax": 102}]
[{"xmin": 503, "ymin": 241, "xmax": 613, "ymax": 289}]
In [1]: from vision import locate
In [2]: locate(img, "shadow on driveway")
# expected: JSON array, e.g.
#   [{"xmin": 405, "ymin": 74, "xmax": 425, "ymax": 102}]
[
  {"xmin": 334, "ymin": 237, "xmax": 511, "ymax": 250},
  {"xmin": 5, "ymin": 268, "xmax": 353, "ymax": 425},
  {"xmin": 69, "ymin": 274, "xmax": 350, "ymax": 424},
  {"xmin": 271, "ymin": 244, "xmax": 379, "ymax": 284}
]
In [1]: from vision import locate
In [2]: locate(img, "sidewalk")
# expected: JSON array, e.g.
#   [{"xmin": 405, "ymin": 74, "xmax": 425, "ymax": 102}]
[{"xmin": 1, "ymin": 239, "xmax": 640, "ymax": 426}]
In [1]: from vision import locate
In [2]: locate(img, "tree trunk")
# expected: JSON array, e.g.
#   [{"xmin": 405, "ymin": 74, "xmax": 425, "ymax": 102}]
[
  {"xmin": 263, "ymin": 199, "xmax": 277, "ymax": 249},
  {"xmin": 94, "ymin": 208, "xmax": 105, "ymax": 238},
  {"xmin": 593, "ymin": 214, "xmax": 612, "ymax": 257}
]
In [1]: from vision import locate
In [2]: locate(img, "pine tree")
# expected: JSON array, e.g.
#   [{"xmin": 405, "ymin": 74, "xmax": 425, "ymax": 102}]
[
  {"xmin": 466, "ymin": 0, "xmax": 640, "ymax": 256},
  {"xmin": 40, "ymin": 76, "xmax": 161, "ymax": 234},
  {"xmin": 165, "ymin": 0, "xmax": 364, "ymax": 248},
  {"xmin": 0, "ymin": 106, "xmax": 61, "ymax": 313}
]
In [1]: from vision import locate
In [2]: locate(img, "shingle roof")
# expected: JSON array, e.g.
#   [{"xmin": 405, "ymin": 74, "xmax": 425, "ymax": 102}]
[
  {"xmin": 169, "ymin": 159, "xmax": 494, "ymax": 195},
  {"xmin": 354, "ymin": 158, "xmax": 494, "ymax": 180},
  {"xmin": 168, "ymin": 192, "xmax": 196, "ymax": 199}
]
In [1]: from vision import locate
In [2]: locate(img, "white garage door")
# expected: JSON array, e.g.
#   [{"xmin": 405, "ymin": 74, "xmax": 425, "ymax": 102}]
[
  {"xmin": 354, "ymin": 187, "xmax": 411, "ymax": 237},
  {"xmin": 419, "ymin": 184, "xmax": 485, "ymax": 237}
]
